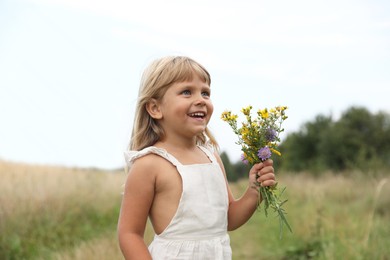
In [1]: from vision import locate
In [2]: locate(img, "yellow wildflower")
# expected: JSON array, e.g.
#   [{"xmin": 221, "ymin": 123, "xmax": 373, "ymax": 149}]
[
  {"xmin": 241, "ymin": 106, "xmax": 252, "ymax": 116},
  {"xmin": 221, "ymin": 111, "xmax": 237, "ymax": 122},
  {"xmin": 259, "ymin": 108, "xmax": 269, "ymax": 119},
  {"xmin": 270, "ymin": 147, "xmax": 282, "ymax": 156}
]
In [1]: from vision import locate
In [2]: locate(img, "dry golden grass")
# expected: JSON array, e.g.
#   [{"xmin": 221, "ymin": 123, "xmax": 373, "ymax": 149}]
[
  {"xmin": 1, "ymin": 160, "xmax": 389, "ymax": 259},
  {"xmin": 50, "ymin": 232, "xmax": 123, "ymax": 260},
  {"xmin": 0, "ymin": 160, "xmax": 126, "ymax": 259},
  {"xmin": 50, "ymin": 224, "xmax": 156, "ymax": 260},
  {"xmin": 0, "ymin": 160, "xmax": 125, "ymax": 221},
  {"xmin": 229, "ymin": 172, "xmax": 390, "ymax": 259}
]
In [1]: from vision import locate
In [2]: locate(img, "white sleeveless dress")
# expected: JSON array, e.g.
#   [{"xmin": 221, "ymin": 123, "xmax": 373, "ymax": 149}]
[{"xmin": 124, "ymin": 145, "xmax": 232, "ymax": 260}]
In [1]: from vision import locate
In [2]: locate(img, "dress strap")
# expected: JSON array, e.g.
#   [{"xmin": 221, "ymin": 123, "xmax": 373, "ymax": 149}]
[
  {"xmin": 197, "ymin": 145, "xmax": 217, "ymax": 163},
  {"xmin": 124, "ymin": 147, "xmax": 181, "ymax": 168}
]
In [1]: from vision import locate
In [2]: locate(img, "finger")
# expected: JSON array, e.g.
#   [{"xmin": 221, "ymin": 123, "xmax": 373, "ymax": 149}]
[
  {"xmin": 262, "ymin": 159, "xmax": 273, "ymax": 166},
  {"xmin": 257, "ymin": 172, "xmax": 275, "ymax": 182},
  {"xmin": 253, "ymin": 162, "xmax": 264, "ymax": 171},
  {"xmin": 250, "ymin": 163, "xmax": 263, "ymax": 176},
  {"xmin": 260, "ymin": 179, "xmax": 277, "ymax": 187},
  {"xmin": 258, "ymin": 166, "xmax": 274, "ymax": 176}
]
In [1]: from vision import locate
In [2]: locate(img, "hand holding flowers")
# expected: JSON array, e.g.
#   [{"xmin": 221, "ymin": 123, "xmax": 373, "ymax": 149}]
[
  {"xmin": 249, "ymin": 160, "xmax": 275, "ymax": 188},
  {"xmin": 221, "ymin": 105, "xmax": 292, "ymax": 238}
]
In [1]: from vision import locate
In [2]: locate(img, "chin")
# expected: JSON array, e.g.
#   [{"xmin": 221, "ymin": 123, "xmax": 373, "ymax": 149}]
[{"xmin": 191, "ymin": 127, "xmax": 207, "ymax": 136}]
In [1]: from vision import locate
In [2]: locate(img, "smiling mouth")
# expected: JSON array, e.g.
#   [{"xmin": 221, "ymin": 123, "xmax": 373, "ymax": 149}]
[{"xmin": 188, "ymin": 112, "xmax": 206, "ymax": 119}]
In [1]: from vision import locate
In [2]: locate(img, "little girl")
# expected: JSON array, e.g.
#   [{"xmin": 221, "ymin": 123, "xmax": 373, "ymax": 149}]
[{"xmin": 117, "ymin": 56, "xmax": 276, "ymax": 259}]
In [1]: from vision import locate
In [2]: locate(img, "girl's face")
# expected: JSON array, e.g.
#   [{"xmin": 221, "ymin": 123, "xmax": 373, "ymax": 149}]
[{"xmin": 156, "ymin": 74, "xmax": 213, "ymax": 141}]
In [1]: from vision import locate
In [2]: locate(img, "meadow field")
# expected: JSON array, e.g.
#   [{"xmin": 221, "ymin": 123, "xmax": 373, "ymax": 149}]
[{"xmin": 0, "ymin": 160, "xmax": 389, "ymax": 260}]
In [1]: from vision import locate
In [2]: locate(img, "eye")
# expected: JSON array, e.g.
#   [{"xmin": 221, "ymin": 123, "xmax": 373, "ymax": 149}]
[
  {"xmin": 181, "ymin": 90, "xmax": 191, "ymax": 96},
  {"xmin": 202, "ymin": 91, "xmax": 210, "ymax": 98}
]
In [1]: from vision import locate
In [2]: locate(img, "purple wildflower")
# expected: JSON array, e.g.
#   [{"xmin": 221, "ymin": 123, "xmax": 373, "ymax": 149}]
[
  {"xmin": 257, "ymin": 146, "xmax": 271, "ymax": 161},
  {"xmin": 240, "ymin": 154, "xmax": 249, "ymax": 164},
  {"xmin": 266, "ymin": 128, "xmax": 277, "ymax": 142}
]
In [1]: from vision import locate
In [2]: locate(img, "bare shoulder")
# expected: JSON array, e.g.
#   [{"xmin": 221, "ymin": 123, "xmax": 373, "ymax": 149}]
[
  {"xmin": 123, "ymin": 153, "xmax": 172, "ymax": 198},
  {"xmin": 128, "ymin": 153, "xmax": 169, "ymax": 178},
  {"xmin": 130, "ymin": 153, "xmax": 165, "ymax": 169}
]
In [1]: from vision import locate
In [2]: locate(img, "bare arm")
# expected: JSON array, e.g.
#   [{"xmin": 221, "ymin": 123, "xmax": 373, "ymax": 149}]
[
  {"xmin": 117, "ymin": 157, "xmax": 156, "ymax": 260},
  {"xmin": 214, "ymin": 152, "xmax": 276, "ymax": 231}
]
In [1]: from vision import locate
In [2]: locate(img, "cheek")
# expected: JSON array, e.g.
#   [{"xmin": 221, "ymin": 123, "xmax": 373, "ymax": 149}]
[{"xmin": 207, "ymin": 101, "xmax": 214, "ymax": 118}]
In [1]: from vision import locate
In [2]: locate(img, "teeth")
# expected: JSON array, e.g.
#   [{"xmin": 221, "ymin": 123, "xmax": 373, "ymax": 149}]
[{"xmin": 189, "ymin": 112, "xmax": 205, "ymax": 117}]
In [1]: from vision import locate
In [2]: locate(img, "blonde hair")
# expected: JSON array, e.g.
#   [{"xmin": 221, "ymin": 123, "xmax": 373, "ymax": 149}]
[{"xmin": 129, "ymin": 56, "xmax": 218, "ymax": 151}]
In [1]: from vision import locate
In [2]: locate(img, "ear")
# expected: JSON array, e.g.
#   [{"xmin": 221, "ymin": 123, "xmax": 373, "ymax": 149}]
[{"xmin": 146, "ymin": 98, "xmax": 163, "ymax": 119}]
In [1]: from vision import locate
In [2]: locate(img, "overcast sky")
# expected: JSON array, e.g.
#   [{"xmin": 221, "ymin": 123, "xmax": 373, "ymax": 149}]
[{"xmin": 1, "ymin": 0, "xmax": 389, "ymax": 169}]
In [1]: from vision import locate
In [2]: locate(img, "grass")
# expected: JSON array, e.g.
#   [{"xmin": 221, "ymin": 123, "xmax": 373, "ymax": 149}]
[
  {"xmin": 0, "ymin": 160, "xmax": 389, "ymax": 259},
  {"xmin": 0, "ymin": 161, "xmax": 125, "ymax": 260},
  {"xmin": 229, "ymin": 172, "xmax": 390, "ymax": 259}
]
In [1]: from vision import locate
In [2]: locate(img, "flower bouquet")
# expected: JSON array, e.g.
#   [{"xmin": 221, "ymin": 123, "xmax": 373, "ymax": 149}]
[{"xmin": 221, "ymin": 105, "xmax": 292, "ymax": 238}]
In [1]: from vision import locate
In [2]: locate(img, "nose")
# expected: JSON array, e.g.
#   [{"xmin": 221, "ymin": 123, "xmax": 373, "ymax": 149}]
[{"xmin": 194, "ymin": 95, "xmax": 206, "ymax": 106}]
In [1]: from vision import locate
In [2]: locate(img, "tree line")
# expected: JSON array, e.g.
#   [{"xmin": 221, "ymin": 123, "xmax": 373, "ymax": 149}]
[{"xmin": 221, "ymin": 106, "xmax": 390, "ymax": 181}]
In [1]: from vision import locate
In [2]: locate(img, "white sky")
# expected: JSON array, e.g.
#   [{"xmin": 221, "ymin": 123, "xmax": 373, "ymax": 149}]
[{"xmin": 1, "ymin": 0, "xmax": 389, "ymax": 169}]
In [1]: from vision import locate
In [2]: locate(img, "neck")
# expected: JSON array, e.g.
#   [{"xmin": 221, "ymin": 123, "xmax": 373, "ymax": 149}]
[
  {"xmin": 155, "ymin": 136, "xmax": 198, "ymax": 152},
  {"xmin": 154, "ymin": 138, "xmax": 210, "ymax": 165}
]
